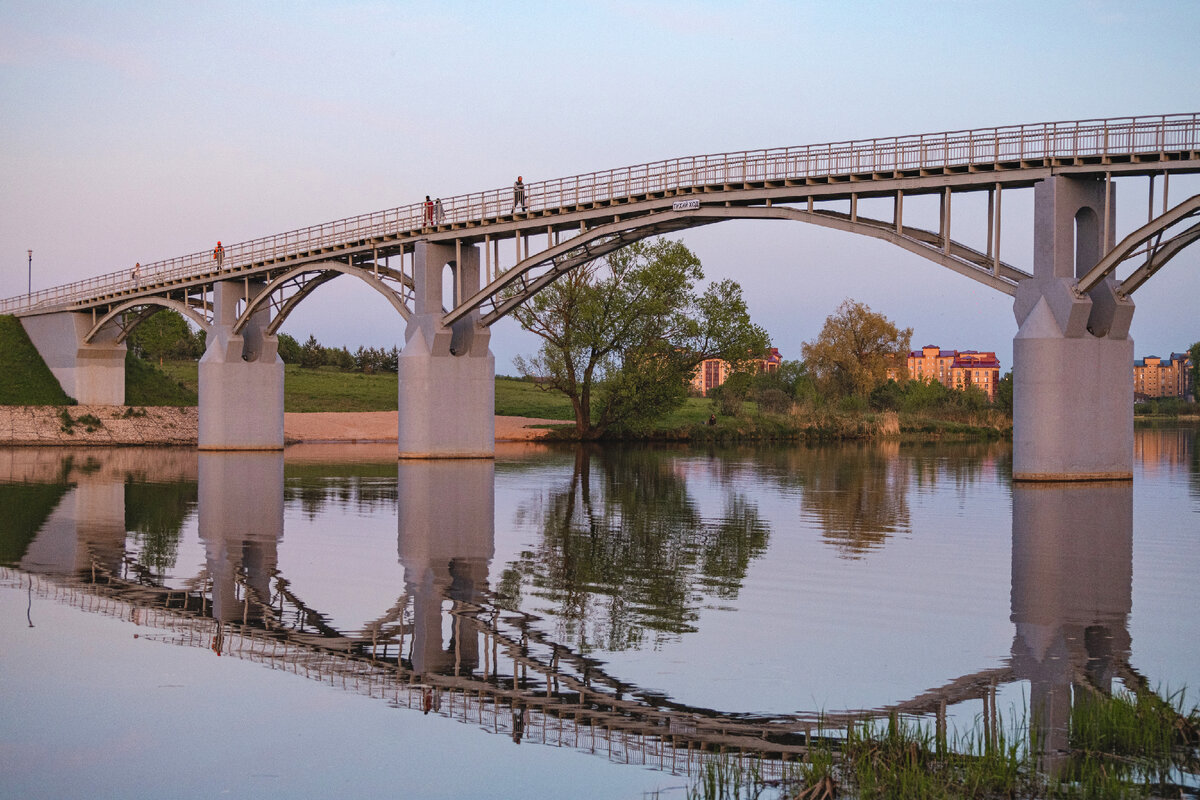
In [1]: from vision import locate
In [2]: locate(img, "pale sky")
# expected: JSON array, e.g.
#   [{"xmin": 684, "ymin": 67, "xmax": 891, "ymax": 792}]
[{"xmin": 2, "ymin": 0, "xmax": 1198, "ymax": 373}]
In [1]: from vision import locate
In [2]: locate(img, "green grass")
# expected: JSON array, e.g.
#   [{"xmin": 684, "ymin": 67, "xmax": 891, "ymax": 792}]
[
  {"xmin": 279, "ymin": 366, "xmax": 398, "ymax": 412},
  {"xmin": 687, "ymin": 688, "xmax": 1200, "ymax": 800},
  {"xmin": 125, "ymin": 353, "xmax": 197, "ymax": 406},
  {"xmin": 157, "ymin": 362, "xmax": 400, "ymax": 412},
  {"xmin": 0, "ymin": 314, "xmax": 74, "ymax": 405},
  {"xmin": 494, "ymin": 377, "xmax": 574, "ymax": 419}
]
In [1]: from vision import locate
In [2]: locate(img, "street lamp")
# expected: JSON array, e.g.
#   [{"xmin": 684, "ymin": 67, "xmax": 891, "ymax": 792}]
[{"xmin": 27, "ymin": 250, "xmax": 32, "ymax": 295}]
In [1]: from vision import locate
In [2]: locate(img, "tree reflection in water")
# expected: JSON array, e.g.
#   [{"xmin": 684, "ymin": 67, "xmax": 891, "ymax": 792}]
[
  {"xmin": 499, "ymin": 446, "xmax": 769, "ymax": 652},
  {"xmin": 754, "ymin": 440, "xmax": 1007, "ymax": 558}
]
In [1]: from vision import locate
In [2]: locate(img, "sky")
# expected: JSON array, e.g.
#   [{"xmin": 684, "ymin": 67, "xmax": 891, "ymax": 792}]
[{"xmin": 2, "ymin": 0, "xmax": 1198, "ymax": 374}]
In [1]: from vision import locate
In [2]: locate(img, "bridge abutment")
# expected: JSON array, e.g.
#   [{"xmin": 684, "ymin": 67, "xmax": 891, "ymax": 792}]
[
  {"xmin": 20, "ymin": 312, "xmax": 126, "ymax": 404},
  {"xmin": 198, "ymin": 280, "xmax": 284, "ymax": 451},
  {"xmin": 397, "ymin": 242, "xmax": 495, "ymax": 459},
  {"xmin": 1012, "ymin": 176, "xmax": 1135, "ymax": 481}
]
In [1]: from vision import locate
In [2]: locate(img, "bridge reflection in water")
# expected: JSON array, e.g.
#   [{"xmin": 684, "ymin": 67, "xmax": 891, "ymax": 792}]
[{"xmin": 0, "ymin": 446, "xmax": 1154, "ymax": 776}]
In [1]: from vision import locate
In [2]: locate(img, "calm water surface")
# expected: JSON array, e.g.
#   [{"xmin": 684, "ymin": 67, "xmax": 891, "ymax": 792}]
[{"xmin": 1, "ymin": 428, "xmax": 1197, "ymax": 799}]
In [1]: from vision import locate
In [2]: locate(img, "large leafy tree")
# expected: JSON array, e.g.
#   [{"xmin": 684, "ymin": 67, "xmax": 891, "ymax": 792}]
[
  {"xmin": 801, "ymin": 299, "xmax": 912, "ymax": 399},
  {"xmin": 127, "ymin": 310, "xmax": 204, "ymax": 362},
  {"xmin": 511, "ymin": 238, "xmax": 769, "ymax": 438}
]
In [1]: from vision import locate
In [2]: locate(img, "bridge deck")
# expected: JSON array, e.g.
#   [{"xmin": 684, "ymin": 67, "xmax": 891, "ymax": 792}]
[{"xmin": 4, "ymin": 113, "xmax": 1199, "ymax": 317}]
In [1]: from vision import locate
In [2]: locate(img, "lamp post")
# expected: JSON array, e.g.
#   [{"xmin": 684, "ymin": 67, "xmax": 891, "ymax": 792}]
[{"xmin": 27, "ymin": 250, "xmax": 32, "ymax": 296}]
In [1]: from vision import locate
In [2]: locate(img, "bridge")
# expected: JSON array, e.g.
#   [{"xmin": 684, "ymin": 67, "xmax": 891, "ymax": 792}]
[{"xmin": 6, "ymin": 113, "xmax": 1200, "ymax": 478}]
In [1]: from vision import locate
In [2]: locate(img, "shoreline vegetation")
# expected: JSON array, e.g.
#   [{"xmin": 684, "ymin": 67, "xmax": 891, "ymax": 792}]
[
  {"xmin": 1, "ymin": 309, "xmax": 1194, "ymax": 445},
  {"xmin": 3, "ymin": 357, "xmax": 1197, "ymax": 446},
  {"xmin": 687, "ymin": 685, "xmax": 1200, "ymax": 800}
]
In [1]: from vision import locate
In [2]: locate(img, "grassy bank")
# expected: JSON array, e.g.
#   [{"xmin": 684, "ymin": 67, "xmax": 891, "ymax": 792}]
[
  {"xmin": 5, "ymin": 351, "xmax": 1011, "ymax": 441},
  {"xmin": 0, "ymin": 315, "xmax": 73, "ymax": 405}
]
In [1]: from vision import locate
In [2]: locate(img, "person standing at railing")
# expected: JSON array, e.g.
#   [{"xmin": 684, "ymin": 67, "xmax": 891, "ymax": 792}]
[
  {"xmin": 434, "ymin": 197, "xmax": 445, "ymax": 224},
  {"xmin": 512, "ymin": 176, "xmax": 526, "ymax": 213},
  {"xmin": 213, "ymin": 241, "xmax": 225, "ymax": 267},
  {"xmin": 131, "ymin": 262, "xmax": 141, "ymax": 289},
  {"xmin": 424, "ymin": 196, "xmax": 434, "ymax": 227}
]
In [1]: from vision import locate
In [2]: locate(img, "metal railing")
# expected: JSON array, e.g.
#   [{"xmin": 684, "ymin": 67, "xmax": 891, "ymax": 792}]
[{"xmin": 4, "ymin": 113, "xmax": 1198, "ymax": 316}]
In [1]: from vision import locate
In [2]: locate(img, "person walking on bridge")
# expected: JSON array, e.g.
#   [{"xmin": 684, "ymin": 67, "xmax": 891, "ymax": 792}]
[
  {"xmin": 512, "ymin": 176, "xmax": 526, "ymax": 213},
  {"xmin": 424, "ymin": 196, "xmax": 434, "ymax": 227},
  {"xmin": 434, "ymin": 197, "xmax": 445, "ymax": 224},
  {"xmin": 131, "ymin": 262, "xmax": 141, "ymax": 289},
  {"xmin": 212, "ymin": 241, "xmax": 224, "ymax": 268}
]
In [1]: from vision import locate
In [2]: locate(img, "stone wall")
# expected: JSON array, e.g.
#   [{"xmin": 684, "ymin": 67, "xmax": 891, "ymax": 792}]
[{"xmin": 0, "ymin": 406, "xmax": 198, "ymax": 446}]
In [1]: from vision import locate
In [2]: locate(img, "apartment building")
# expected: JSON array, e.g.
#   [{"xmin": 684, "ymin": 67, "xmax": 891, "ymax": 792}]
[
  {"xmin": 1134, "ymin": 352, "xmax": 1193, "ymax": 401},
  {"xmin": 886, "ymin": 345, "xmax": 1003, "ymax": 401},
  {"xmin": 690, "ymin": 348, "xmax": 783, "ymax": 396}
]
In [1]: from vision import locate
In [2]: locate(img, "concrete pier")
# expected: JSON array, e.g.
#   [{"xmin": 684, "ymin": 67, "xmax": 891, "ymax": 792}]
[
  {"xmin": 397, "ymin": 242, "xmax": 495, "ymax": 459},
  {"xmin": 1012, "ymin": 176, "xmax": 1135, "ymax": 481},
  {"xmin": 198, "ymin": 280, "xmax": 284, "ymax": 451},
  {"xmin": 20, "ymin": 312, "xmax": 126, "ymax": 405}
]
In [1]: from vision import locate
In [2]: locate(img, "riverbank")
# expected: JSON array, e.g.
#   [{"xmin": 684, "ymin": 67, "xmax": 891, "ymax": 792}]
[
  {"xmin": 0, "ymin": 406, "xmax": 564, "ymax": 446},
  {"xmin": 0, "ymin": 405, "xmax": 1014, "ymax": 447}
]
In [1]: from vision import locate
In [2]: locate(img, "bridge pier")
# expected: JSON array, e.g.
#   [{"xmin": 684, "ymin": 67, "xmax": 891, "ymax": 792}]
[
  {"xmin": 20, "ymin": 312, "xmax": 126, "ymax": 404},
  {"xmin": 1013, "ymin": 176, "xmax": 1135, "ymax": 481},
  {"xmin": 397, "ymin": 242, "xmax": 495, "ymax": 459},
  {"xmin": 198, "ymin": 280, "xmax": 284, "ymax": 450}
]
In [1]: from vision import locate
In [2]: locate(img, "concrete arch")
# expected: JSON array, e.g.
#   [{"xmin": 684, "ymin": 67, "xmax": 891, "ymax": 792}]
[
  {"xmin": 84, "ymin": 296, "xmax": 213, "ymax": 344},
  {"xmin": 1077, "ymin": 193, "xmax": 1200, "ymax": 296},
  {"xmin": 450, "ymin": 203, "xmax": 1029, "ymax": 328},
  {"xmin": 230, "ymin": 260, "xmax": 413, "ymax": 336}
]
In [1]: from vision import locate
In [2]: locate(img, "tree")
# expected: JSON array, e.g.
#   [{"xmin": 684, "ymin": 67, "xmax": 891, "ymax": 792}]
[
  {"xmin": 1189, "ymin": 341, "xmax": 1199, "ymax": 401},
  {"xmin": 127, "ymin": 310, "xmax": 204, "ymax": 362},
  {"xmin": 299, "ymin": 334, "xmax": 324, "ymax": 369},
  {"xmin": 277, "ymin": 333, "xmax": 303, "ymax": 364},
  {"xmin": 511, "ymin": 238, "xmax": 770, "ymax": 438},
  {"xmin": 800, "ymin": 299, "xmax": 912, "ymax": 399}
]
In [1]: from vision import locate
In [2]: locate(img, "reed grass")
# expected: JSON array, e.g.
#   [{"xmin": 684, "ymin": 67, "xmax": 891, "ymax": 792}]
[{"xmin": 686, "ymin": 688, "xmax": 1200, "ymax": 800}]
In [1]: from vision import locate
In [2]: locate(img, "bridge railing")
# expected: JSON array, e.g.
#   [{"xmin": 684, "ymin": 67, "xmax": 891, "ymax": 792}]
[{"xmin": 4, "ymin": 113, "xmax": 1197, "ymax": 315}]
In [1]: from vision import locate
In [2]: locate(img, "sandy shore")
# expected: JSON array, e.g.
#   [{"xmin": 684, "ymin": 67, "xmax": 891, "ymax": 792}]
[
  {"xmin": 283, "ymin": 411, "xmax": 567, "ymax": 443},
  {"xmin": 0, "ymin": 405, "xmax": 566, "ymax": 446}
]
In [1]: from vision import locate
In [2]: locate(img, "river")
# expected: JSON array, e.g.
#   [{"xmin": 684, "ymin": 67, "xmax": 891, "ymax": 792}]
[{"xmin": 1, "ymin": 427, "xmax": 1197, "ymax": 799}]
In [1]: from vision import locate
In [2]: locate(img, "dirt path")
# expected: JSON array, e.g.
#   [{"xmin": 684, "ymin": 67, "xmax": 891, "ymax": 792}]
[
  {"xmin": 0, "ymin": 406, "xmax": 567, "ymax": 446},
  {"xmin": 285, "ymin": 412, "xmax": 566, "ymax": 442}
]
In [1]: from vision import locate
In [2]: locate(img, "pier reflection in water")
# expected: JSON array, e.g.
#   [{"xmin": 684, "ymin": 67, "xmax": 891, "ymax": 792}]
[{"xmin": 0, "ymin": 428, "xmax": 1196, "ymax": 799}]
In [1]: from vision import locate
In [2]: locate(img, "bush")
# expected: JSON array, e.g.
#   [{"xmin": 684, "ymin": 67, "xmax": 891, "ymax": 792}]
[
  {"xmin": 756, "ymin": 388, "xmax": 791, "ymax": 414},
  {"xmin": 711, "ymin": 371, "xmax": 752, "ymax": 417}
]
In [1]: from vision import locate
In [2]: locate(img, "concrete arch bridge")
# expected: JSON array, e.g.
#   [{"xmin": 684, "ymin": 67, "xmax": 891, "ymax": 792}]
[{"xmin": 6, "ymin": 113, "xmax": 1200, "ymax": 478}]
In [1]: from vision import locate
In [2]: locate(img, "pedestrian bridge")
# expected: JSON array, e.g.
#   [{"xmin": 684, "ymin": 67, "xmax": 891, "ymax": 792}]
[{"xmin": 6, "ymin": 113, "xmax": 1200, "ymax": 478}]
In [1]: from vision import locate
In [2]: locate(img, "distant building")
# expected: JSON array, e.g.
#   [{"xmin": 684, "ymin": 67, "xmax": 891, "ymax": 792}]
[
  {"xmin": 885, "ymin": 345, "xmax": 1002, "ymax": 401},
  {"xmin": 690, "ymin": 348, "xmax": 783, "ymax": 396},
  {"xmin": 1134, "ymin": 352, "xmax": 1193, "ymax": 401}
]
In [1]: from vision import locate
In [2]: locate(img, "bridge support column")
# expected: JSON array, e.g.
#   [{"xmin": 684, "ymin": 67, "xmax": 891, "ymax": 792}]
[
  {"xmin": 397, "ymin": 241, "xmax": 495, "ymax": 458},
  {"xmin": 198, "ymin": 280, "xmax": 284, "ymax": 450},
  {"xmin": 20, "ymin": 312, "xmax": 126, "ymax": 404},
  {"xmin": 1012, "ymin": 176, "xmax": 1135, "ymax": 481}
]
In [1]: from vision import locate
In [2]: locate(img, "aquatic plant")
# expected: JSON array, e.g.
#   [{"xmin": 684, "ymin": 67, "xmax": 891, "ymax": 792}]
[{"xmin": 685, "ymin": 688, "xmax": 1200, "ymax": 800}]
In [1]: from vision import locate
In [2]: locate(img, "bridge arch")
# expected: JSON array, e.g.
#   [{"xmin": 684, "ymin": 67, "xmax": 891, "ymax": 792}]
[
  {"xmin": 230, "ymin": 260, "xmax": 413, "ymax": 336},
  {"xmin": 1077, "ymin": 192, "xmax": 1200, "ymax": 296},
  {"xmin": 84, "ymin": 296, "xmax": 213, "ymax": 345},
  {"xmin": 447, "ymin": 202, "xmax": 1030, "ymax": 329}
]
